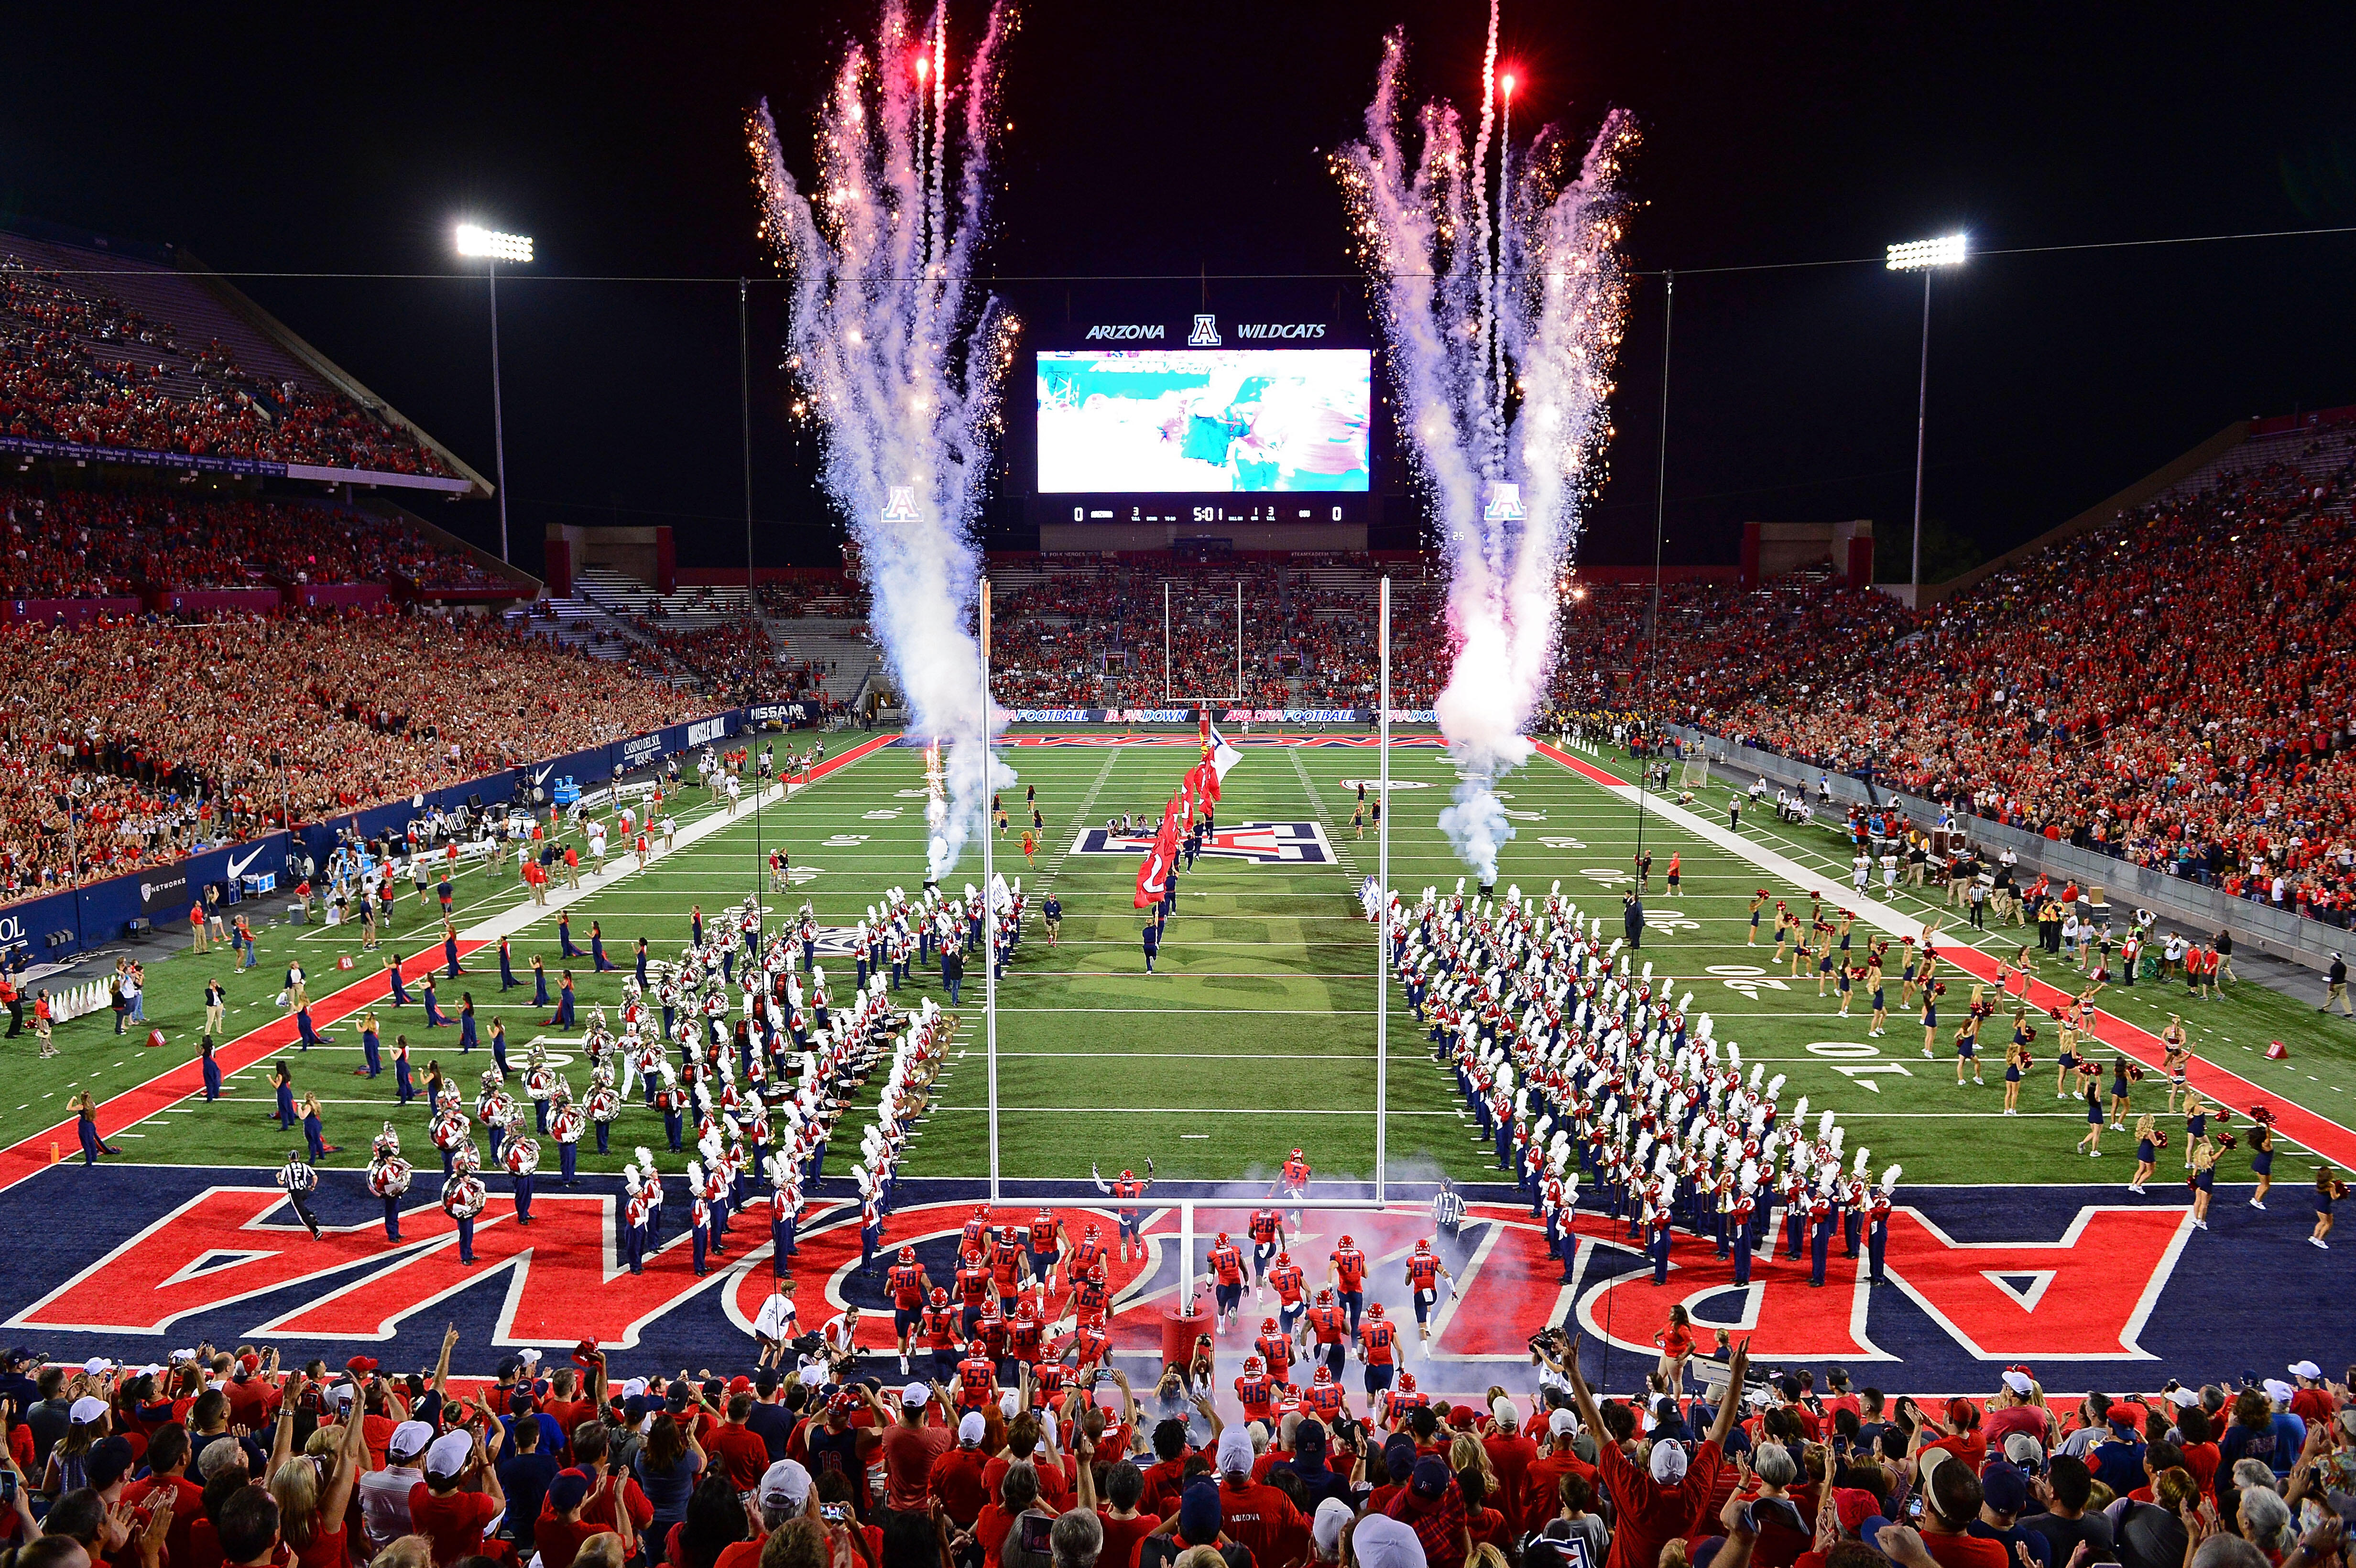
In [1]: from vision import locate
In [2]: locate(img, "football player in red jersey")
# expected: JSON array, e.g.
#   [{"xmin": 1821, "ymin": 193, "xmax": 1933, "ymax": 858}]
[
  {"xmin": 1071, "ymin": 1220, "xmax": 1109, "ymax": 1281},
  {"xmin": 1233, "ymin": 1354, "xmax": 1276, "ymax": 1425},
  {"xmin": 886, "ymin": 1244, "xmax": 935, "ymax": 1375},
  {"xmin": 1379, "ymin": 1368, "xmax": 1428, "ymax": 1427},
  {"xmin": 960, "ymin": 1203, "xmax": 993, "ymax": 1258},
  {"xmin": 1402, "ymin": 1236, "xmax": 1456, "ymax": 1341},
  {"xmin": 1266, "ymin": 1248, "xmax": 1308, "ymax": 1337},
  {"xmin": 1306, "ymin": 1286, "xmax": 1349, "ymax": 1380},
  {"xmin": 1092, "ymin": 1158, "xmax": 1154, "ymax": 1262},
  {"xmin": 955, "ymin": 1339, "xmax": 996, "ymax": 1411},
  {"xmin": 1246, "ymin": 1206, "xmax": 1288, "ymax": 1300},
  {"xmin": 990, "ymin": 1223, "xmax": 1030, "ymax": 1313},
  {"xmin": 1269, "ymin": 1146, "xmax": 1312, "ymax": 1225},
  {"xmin": 1027, "ymin": 1206, "xmax": 1069, "ymax": 1287},
  {"xmin": 954, "ymin": 1246, "xmax": 993, "ymax": 1339},
  {"xmin": 1356, "ymin": 1300, "xmax": 1399, "ymax": 1398},
  {"xmin": 1301, "ymin": 1362, "xmax": 1350, "ymax": 1424},
  {"xmin": 1254, "ymin": 1316, "xmax": 1297, "ymax": 1384},
  {"xmin": 1008, "ymin": 1297, "xmax": 1046, "ymax": 1368},
  {"xmin": 1071, "ymin": 1258, "xmax": 1113, "ymax": 1328},
  {"xmin": 920, "ymin": 1287, "xmax": 962, "ymax": 1381},
  {"xmin": 1206, "ymin": 1230, "xmax": 1247, "ymax": 1330},
  {"xmin": 1327, "ymin": 1233, "xmax": 1369, "ymax": 1337}
]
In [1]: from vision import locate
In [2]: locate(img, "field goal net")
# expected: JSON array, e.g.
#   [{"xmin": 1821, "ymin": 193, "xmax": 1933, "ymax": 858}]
[{"xmin": 1680, "ymin": 755, "xmax": 1712, "ymax": 791}]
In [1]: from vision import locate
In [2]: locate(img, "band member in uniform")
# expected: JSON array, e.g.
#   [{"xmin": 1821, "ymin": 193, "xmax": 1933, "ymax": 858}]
[{"xmin": 442, "ymin": 1151, "xmax": 488, "ymax": 1264}]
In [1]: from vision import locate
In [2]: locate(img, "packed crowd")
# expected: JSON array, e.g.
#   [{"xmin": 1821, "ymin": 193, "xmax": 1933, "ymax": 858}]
[
  {"xmin": 0, "ymin": 488, "xmax": 507, "ymax": 597},
  {"xmin": 1608, "ymin": 446, "xmax": 2356, "ymax": 926},
  {"xmin": 0, "ymin": 253, "xmax": 452, "ymax": 475},
  {"xmin": 989, "ymin": 566, "xmax": 1446, "ymax": 710},
  {"xmin": 0, "ymin": 1331, "xmax": 2349, "ymax": 1568},
  {"xmin": 0, "ymin": 608, "xmax": 704, "ymax": 900}
]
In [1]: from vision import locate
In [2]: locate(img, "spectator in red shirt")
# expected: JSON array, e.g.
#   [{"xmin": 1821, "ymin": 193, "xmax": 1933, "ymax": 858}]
[
  {"xmin": 1565, "ymin": 1337, "xmax": 1750, "ymax": 1568},
  {"xmin": 1522, "ymin": 1410, "xmax": 1601, "ymax": 1538},
  {"xmin": 929, "ymin": 1413, "xmax": 992, "ymax": 1533},
  {"xmin": 2287, "ymin": 1362, "xmax": 2339, "ymax": 1430},
  {"xmin": 1076, "ymin": 1449, "xmax": 1161, "ymax": 1568},
  {"xmin": 1981, "ymin": 1374, "xmax": 2051, "ymax": 1459},
  {"xmin": 270, "ymin": 1393, "xmax": 366, "ymax": 1568},
  {"xmin": 408, "ymin": 1423, "xmax": 507, "ymax": 1568},
  {"xmin": 875, "ymin": 1384, "xmax": 952, "ymax": 1516},
  {"xmin": 1904, "ymin": 1448, "xmax": 2010, "ymax": 1568},
  {"xmin": 708, "ymin": 1394, "xmax": 775, "ymax": 1493},
  {"xmin": 1478, "ymin": 1398, "xmax": 1538, "ymax": 1530}
]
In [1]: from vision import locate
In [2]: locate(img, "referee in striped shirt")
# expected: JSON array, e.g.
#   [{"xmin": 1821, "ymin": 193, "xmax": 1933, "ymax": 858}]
[{"xmin": 1431, "ymin": 1176, "xmax": 1466, "ymax": 1241}]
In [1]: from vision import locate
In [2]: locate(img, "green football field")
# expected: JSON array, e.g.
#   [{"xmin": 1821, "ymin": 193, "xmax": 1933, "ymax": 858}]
[{"xmin": 12, "ymin": 733, "xmax": 2356, "ymax": 1189}]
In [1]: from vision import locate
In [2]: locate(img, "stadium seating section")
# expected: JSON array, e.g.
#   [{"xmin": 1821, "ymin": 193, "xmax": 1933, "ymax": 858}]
[{"xmin": 0, "ymin": 238, "xmax": 452, "ymax": 474}]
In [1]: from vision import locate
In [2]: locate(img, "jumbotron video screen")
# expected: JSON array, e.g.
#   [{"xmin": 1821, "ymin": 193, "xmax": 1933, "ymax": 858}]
[{"xmin": 1036, "ymin": 347, "xmax": 1373, "ymax": 493}]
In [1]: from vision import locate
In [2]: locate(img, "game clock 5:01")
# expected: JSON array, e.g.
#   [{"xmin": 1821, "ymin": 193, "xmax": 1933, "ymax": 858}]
[{"xmin": 1066, "ymin": 503, "xmax": 1352, "ymax": 523}]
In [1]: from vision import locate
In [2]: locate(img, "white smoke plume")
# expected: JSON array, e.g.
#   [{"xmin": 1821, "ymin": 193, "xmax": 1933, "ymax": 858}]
[
  {"xmin": 750, "ymin": 1, "xmax": 1018, "ymax": 880},
  {"xmin": 1336, "ymin": 9, "xmax": 1635, "ymax": 883}
]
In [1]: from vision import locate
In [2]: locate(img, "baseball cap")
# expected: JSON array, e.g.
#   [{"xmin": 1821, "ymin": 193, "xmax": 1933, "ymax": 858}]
[
  {"xmin": 2165, "ymin": 1388, "xmax": 2201, "ymax": 1409},
  {"xmin": 389, "ymin": 1420, "xmax": 436, "ymax": 1460},
  {"xmin": 2291, "ymin": 1361, "xmax": 2324, "ymax": 1380},
  {"xmin": 83, "ymin": 1357, "xmax": 114, "ymax": 1376},
  {"xmin": 1650, "ymin": 1440, "xmax": 1688, "ymax": 1483},
  {"xmin": 345, "ymin": 1355, "xmax": 380, "ymax": 1376},
  {"xmin": 760, "ymin": 1459, "xmax": 812, "ymax": 1511},
  {"xmin": 2001, "ymin": 1370, "xmax": 2033, "ymax": 1395},
  {"xmin": 86, "ymin": 1436, "xmax": 135, "ymax": 1492},
  {"xmin": 1, "ymin": 1348, "xmax": 39, "ymax": 1368},
  {"xmin": 2264, "ymin": 1379, "xmax": 2295, "ymax": 1405},
  {"xmin": 1351, "ymin": 1514, "xmax": 1428, "ymax": 1568},
  {"xmin": 68, "ymin": 1395, "xmax": 108, "ymax": 1425},
  {"xmin": 548, "ymin": 1471, "xmax": 591, "ymax": 1514},
  {"xmin": 958, "ymin": 1412, "xmax": 986, "ymax": 1445},
  {"xmin": 902, "ymin": 1383, "xmax": 930, "ymax": 1407},
  {"xmin": 1178, "ymin": 1481, "xmax": 1222, "ymax": 1545},
  {"xmin": 1215, "ymin": 1426, "xmax": 1254, "ymax": 1475},
  {"xmin": 425, "ymin": 1430, "xmax": 475, "ymax": 1479},
  {"xmin": 1549, "ymin": 1408, "xmax": 1578, "ymax": 1437},
  {"xmin": 1980, "ymin": 1463, "xmax": 2030, "ymax": 1517},
  {"xmin": 2003, "ymin": 1434, "xmax": 2046, "ymax": 1469},
  {"xmin": 1313, "ymin": 1498, "xmax": 1353, "ymax": 1557}
]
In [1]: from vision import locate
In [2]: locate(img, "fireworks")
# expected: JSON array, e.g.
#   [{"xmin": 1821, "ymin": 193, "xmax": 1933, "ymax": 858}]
[
  {"xmin": 749, "ymin": 0, "xmax": 1019, "ymax": 881},
  {"xmin": 1336, "ymin": 2, "xmax": 1636, "ymax": 883}
]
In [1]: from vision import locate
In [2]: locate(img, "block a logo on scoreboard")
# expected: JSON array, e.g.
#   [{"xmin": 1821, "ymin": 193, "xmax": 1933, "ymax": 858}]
[{"xmin": 1069, "ymin": 820, "xmax": 1333, "ymax": 864}]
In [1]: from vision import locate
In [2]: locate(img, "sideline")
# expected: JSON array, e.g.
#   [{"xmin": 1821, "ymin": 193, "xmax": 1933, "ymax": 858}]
[
  {"xmin": 1534, "ymin": 741, "xmax": 2356, "ymax": 1171},
  {"xmin": 0, "ymin": 736, "xmax": 894, "ymax": 1195}
]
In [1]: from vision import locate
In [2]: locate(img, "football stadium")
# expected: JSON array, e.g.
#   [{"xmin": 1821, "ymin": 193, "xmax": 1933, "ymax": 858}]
[{"xmin": 0, "ymin": 8, "xmax": 2352, "ymax": 1568}]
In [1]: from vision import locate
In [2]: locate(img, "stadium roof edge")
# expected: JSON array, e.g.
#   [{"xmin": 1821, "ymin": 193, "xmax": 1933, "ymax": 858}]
[{"xmin": 172, "ymin": 246, "xmax": 494, "ymax": 500}]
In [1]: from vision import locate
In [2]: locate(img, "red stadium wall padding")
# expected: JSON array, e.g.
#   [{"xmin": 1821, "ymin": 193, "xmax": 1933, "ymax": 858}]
[
  {"xmin": 654, "ymin": 527, "xmax": 676, "ymax": 594},
  {"xmin": 544, "ymin": 538, "xmax": 573, "ymax": 597}
]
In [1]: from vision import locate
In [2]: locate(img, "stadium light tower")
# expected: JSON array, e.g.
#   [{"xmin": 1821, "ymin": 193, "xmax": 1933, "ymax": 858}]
[
  {"xmin": 455, "ymin": 224, "xmax": 533, "ymax": 562},
  {"xmin": 1886, "ymin": 233, "xmax": 1965, "ymax": 605}
]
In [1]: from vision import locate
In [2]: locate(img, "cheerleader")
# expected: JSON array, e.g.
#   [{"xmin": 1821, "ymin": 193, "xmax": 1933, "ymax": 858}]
[
  {"xmin": 1919, "ymin": 980, "xmax": 1944, "ymax": 1059},
  {"xmin": 300, "ymin": 1091, "xmax": 338, "ymax": 1162},
  {"xmin": 1770, "ymin": 905, "xmax": 1790, "ymax": 967},
  {"xmin": 2002, "ymin": 1031, "xmax": 2029, "ymax": 1115},
  {"xmin": 2076, "ymin": 1077, "xmax": 2106, "ymax": 1157},
  {"xmin": 2160, "ymin": 1016, "xmax": 2192, "ymax": 1111},
  {"xmin": 2053, "ymin": 1005, "xmax": 2080, "ymax": 1100},
  {"xmin": 1996, "ymin": 947, "xmax": 2020, "ymax": 998},
  {"xmin": 1865, "ymin": 949, "xmax": 1887, "ymax": 1037},
  {"xmin": 2248, "ymin": 1114, "xmax": 2275, "ymax": 1209},
  {"xmin": 2314, "ymin": 1167, "xmax": 2343, "ymax": 1250},
  {"xmin": 2182, "ymin": 1094, "xmax": 2208, "ymax": 1168},
  {"xmin": 2130, "ymin": 1114, "xmax": 2161, "ymax": 1194},
  {"xmin": 1953, "ymin": 987, "xmax": 1988, "ymax": 1086},
  {"xmin": 1835, "ymin": 961, "xmax": 1856, "ymax": 1018},
  {"xmin": 1748, "ymin": 889, "xmax": 1769, "ymax": 945},
  {"xmin": 2108, "ymin": 1055, "xmax": 2137, "ymax": 1128},
  {"xmin": 2188, "ymin": 1139, "xmax": 2216, "ymax": 1229}
]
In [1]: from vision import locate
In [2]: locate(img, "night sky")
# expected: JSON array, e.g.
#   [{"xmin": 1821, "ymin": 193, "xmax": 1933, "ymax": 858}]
[{"xmin": 1, "ymin": 1, "xmax": 2350, "ymax": 577}]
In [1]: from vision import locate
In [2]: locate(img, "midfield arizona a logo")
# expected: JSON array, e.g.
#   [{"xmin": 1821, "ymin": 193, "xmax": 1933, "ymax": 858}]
[
  {"xmin": 3, "ymin": 1192, "xmax": 2194, "ymax": 1367},
  {"xmin": 1070, "ymin": 820, "xmax": 1334, "ymax": 864}
]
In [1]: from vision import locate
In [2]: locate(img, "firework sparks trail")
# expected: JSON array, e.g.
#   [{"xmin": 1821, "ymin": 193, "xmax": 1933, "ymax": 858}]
[
  {"xmin": 750, "ymin": 1, "xmax": 1018, "ymax": 881},
  {"xmin": 1336, "ymin": 2, "xmax": 1635, "ymax": 884}
]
